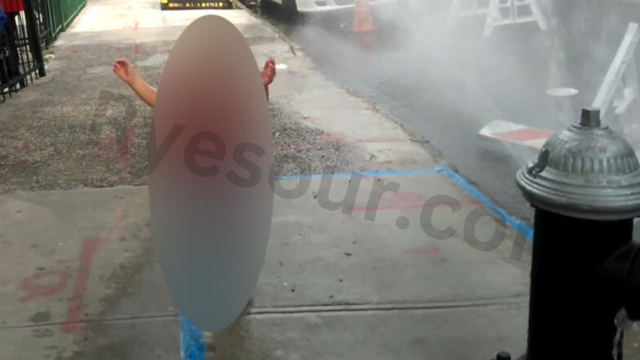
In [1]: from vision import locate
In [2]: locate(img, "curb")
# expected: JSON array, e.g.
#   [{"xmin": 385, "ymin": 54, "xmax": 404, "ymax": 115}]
[{"xmin": 435, "ymin": 166, "xmax": 534, "ymax": 242}]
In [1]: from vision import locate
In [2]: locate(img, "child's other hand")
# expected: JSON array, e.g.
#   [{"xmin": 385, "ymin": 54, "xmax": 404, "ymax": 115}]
[
  {"xmin": 113, "ymin": 59, "xmax": 137, "ymax": 84},
  {"xmin": 261, "ymin": 59, "xmax": 276, "ymax": 87}
]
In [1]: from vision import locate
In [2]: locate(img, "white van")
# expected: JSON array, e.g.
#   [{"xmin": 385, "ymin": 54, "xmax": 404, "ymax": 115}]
[{"xmin": 263, "ymin": 0, "xmax": 397, "ymax": 14}]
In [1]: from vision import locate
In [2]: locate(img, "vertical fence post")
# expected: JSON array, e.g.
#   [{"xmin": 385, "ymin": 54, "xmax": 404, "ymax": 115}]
[
  {"xmin": 58, "ymin": 0, "xmax": 65, "ymax": 31},
  {"xmin": 22, "ymin": 0, "xmax": 45, "ymax": 77},
  {"xmin": 39, "ymin": 0, "xmax": 53, "ymax": 48}
]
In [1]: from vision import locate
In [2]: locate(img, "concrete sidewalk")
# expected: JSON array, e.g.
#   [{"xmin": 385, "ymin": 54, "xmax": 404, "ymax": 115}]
[
  {"xmin": 0, "ymin": 170, "xmax": 532, "ymax": 360},
  {"xmin": 0, "ymin": 1, "xmax": 535, "ymax": 359}
]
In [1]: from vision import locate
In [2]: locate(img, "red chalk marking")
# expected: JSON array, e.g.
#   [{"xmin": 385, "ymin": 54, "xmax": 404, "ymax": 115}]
[
  {"xmin": 20, "ymin": 145, "xmax": 30, "ymax": 153},
  {"xmin": 97, "ymin": 126, "xmax": 134, "ymax": 184},
  {"xmin": 114, "ymin": 126, "xmax": 133, "ymax": 186},
  {"xmin": 19, "ymin": 271, "xmax": 69, "ymax": 302},
  {"xmin": 133, "ymin": 43, "xmax": 140, "ymax": 57},
  {"xmin": 365, "ymin": 192, "xmax": 426, "ymax": 211},
  {"xmin": 17, "ymin": 131, "xmax": 129, "ymax": 334},
  {"xmin": 405, "ymin": 248, "xmax": 441, "ymax": 256},
  {"xmin": 119, "ymin": 126, "xmax": 133, "ymax": 157},
  {"xmin": 493, "ymin": 128, "xmax": 552, "ymax": 143},
  {"xmin": 60, "ymin": 237, "xmax": 100, "ymax": 334}
]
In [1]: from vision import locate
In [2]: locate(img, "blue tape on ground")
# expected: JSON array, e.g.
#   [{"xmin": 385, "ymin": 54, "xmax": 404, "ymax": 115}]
[
  {"xmin": 275, "ymin": 167, "xmax": 533, "ymax": 241},
  {"xmin": 177, "ymin": 167, "xmax": 532, "ymax": 357},
  {"xmin": 435, "ymin": 166, "xmax": 534, "ymax": 242},
  {"xmin": 275, "ymin": 168, "xmax": 440, "ymax": 181},
  {"xmin": 180, "ymin": 313, "xmax": 205, "ymax": 360}
]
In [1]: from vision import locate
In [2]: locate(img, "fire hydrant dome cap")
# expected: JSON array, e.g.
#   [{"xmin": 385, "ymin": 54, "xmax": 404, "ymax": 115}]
[{"xmin": 516, "ymin": 108, "xmax": 640, "ymax": 220}]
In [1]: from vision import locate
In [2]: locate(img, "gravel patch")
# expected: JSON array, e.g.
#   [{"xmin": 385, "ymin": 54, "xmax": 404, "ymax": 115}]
[
  {"xmin": 270, "ymin": 104, "xmax": 348, "ymax": 176},
  {"xmin": 0, "ymin": 100, "xmax": 349, "ymax": 194},
  {"xmin": 0, "ymin": 41, "xmax": 350, "ymax": 194}
]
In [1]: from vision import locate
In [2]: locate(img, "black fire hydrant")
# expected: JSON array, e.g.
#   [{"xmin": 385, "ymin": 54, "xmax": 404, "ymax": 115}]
[{"xmin": 496, "ymin": 108, "xmax": 640, "ymax": 360}]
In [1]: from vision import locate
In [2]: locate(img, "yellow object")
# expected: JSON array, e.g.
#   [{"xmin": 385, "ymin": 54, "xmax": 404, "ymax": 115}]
[{"xmin": 161, "ymin": 0, "xmax": 167, "ymax": 4}]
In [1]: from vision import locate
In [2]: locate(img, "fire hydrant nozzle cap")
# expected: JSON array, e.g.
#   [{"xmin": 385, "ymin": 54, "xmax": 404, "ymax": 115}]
[
  {"xmin": 580, "ymin": 107, "xmax": 601, "ymax": 128},
  {"xmin": 516, "ymin": 107, "xmax": 640, "ymax": 220}
]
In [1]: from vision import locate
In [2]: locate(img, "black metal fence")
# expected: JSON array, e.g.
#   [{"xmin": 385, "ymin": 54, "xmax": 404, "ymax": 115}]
[{"xmin": 0, "ymin": 0, "xmax": 47, "ymax": 103}]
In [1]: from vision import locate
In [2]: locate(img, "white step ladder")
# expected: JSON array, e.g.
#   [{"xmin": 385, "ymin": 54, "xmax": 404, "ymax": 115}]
[
  {"xmin": 483, "ymin": 0, "xmax": 548, "ymax": 36},
  {"xmin": 592, "ymin": 22, "xmax": 640, "ymax": 125},
  {"xmin": 448, "ymin": 0, "xmax": 547, "ymax": 36}
]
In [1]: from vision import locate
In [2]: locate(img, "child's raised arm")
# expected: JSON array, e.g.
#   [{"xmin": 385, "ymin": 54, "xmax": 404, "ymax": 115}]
[
  {"xmin": 112, "ymin": 58, "xmax": 276, "ymax": 107},
  {"xmin": 113, "ymin": 59, "xmax": 158, "ymax": 108}
]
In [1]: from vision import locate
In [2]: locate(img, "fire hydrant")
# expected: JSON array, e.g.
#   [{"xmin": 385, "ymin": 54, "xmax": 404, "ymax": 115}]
[{"xmin": 495, "ymin": 108, "xmax": 640, "ymax": 360}]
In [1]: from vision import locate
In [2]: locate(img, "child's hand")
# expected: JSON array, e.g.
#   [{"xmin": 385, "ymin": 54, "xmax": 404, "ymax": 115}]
[
  {"xmin": 261, "ymin": 59, "xmax": 276, "ymax": 87},
  {"xmin": 113, "ymin": 59, "xmax": 137, "ymax": 85}
]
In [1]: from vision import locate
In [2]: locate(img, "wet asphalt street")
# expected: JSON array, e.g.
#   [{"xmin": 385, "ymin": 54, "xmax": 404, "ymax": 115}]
[{"xmin": 247, "ymin": 0, "xmax": 640, "ymax": 223}]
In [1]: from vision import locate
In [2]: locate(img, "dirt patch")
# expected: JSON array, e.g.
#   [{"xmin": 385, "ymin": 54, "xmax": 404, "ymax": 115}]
[
  {"xmin": 0, "ymin": 100, "xmax": 349, "ymax": 193},
  {"xmin": 270, "ymin": 104, "xmax": 349, "ymax": 176},
  {"xmin": 0, "ymin": 43, "xmax": 350, "ymax": 193}
]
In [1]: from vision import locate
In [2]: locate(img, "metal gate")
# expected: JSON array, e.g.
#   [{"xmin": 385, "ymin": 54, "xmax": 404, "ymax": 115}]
[
  {"xmin": 48, "ymin": 0, "xmax": 86, "ymax": 40},
  {"xmin": 0, "ymin": 0, "xmax": 46, "ymax": 102},
  {"xmin": 0, "ymin": 0, "xmax": 85, "ymax": 102}
]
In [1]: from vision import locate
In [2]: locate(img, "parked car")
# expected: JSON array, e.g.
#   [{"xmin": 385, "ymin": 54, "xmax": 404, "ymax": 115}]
[{"xmin": 262, "ymin": 0, "xmax": 397, "ymax": 14}]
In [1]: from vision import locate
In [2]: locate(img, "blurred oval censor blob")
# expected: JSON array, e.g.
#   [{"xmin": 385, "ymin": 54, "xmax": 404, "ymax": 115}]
[{"xmin": 149, "ymin": 15, "xmax": 274, "ymax": 331}]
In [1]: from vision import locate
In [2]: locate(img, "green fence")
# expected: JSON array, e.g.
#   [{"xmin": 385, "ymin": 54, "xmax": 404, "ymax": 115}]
[{"xmin": 44, "ymin": 0, "xmax": 86, "ymax": 42}]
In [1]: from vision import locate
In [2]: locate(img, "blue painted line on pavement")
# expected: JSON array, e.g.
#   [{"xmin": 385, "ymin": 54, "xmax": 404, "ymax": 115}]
[
  {"xmin": 179, "ymin": 167, "xmax": 533, "ymax": 358},
  {"xmin": 180, "ymin": 313, "xmax": 205, "ymax": 360},
  {"xmin": 275, "ymin": 167, "xmax": 533, "ymax": 240},
  {"xmin": 274, "ymin": 168, "xmax": 439, "ymax": 181},
  {"xmin": 435, "ymin": 166, "xmax": 534, "ymax": 242}
]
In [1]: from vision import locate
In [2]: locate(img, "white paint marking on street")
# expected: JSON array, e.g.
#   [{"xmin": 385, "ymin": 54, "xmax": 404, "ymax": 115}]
[
  {"xmin": 479, "ymin": 120, "xmax": 640, "ymax": 161},
  {"xmin": 477, "ymin": 120, "xmax": 553, "ymax": 150}
]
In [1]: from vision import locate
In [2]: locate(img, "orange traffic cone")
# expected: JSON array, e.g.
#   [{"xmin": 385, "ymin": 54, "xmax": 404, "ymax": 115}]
[{"xmin": 353, "ymin": 0, "xmax": 374, "ymax": 33}]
